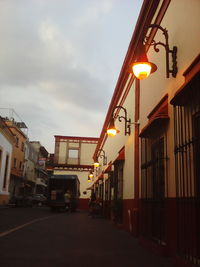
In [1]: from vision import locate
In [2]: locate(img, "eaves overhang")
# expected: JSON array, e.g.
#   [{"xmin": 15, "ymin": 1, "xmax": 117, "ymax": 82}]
[{"xmin": 93, "ymin": 0, "xmax": 161, "ymax": 160}]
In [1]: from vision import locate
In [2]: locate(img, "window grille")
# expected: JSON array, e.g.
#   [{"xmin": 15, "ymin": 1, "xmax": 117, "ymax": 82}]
[
  {"xmin": 140, "ymin": 130, "xmax": 168, "ymax": 244},
  {"xmin": 172, "ymin": 72, "xmax": 200, "ymax": 266},
  {"xmin": 113, "ymin": 161, "xmax": 124, "ymax": 224}
]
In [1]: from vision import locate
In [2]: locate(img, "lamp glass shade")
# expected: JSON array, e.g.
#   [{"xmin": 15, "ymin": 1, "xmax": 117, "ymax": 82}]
[
  {"xmin": 87, "ymin": 177, "xmax": 91, "ymax": 182},
  {"xmin": 107, "ymin": 128, "xmax": 117, "ymax": 137},
  {"xmin": 132, "ymin": 62, "xmax": 152, "ymax": 80},
  {"xmin": 94, "ymin": 162, "xmax": 99, "ymax": 168},
  {"xmin": 89, "ymin": 173, "xmax": 93, "ymax": 179}
]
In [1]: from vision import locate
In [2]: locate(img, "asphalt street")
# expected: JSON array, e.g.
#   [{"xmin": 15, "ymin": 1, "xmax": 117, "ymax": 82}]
[{"xmin": 0, "ymin": 207, "xmax": 173, "ymax": 267}]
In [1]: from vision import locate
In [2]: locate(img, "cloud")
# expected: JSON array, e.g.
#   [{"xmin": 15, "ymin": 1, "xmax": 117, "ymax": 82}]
[{"xmin": 0, "ymin": 0, "xmax": 142, "ymax": 152}]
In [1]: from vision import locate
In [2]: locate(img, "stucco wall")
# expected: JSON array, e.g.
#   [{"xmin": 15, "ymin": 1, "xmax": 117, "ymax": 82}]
[
  {"xmin": 94, "ymin": 80, "xmax": 135, "ymax": 199},
  {"xmin": 80, "ymin": 143, "xmax": 96, "ymax": 165},
  {"xmin": 139, "ymin": 0, "xmax": 200, "ymax": 197},
  {"xmin": 58, "ymin": 141, "xmax": 67, "ymax": 164}
]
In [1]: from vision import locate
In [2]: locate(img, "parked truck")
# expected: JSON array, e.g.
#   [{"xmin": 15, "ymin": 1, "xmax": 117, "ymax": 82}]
[{"xmin": 47, "ymin": 174, "xmax": 80, "ymax": 212}]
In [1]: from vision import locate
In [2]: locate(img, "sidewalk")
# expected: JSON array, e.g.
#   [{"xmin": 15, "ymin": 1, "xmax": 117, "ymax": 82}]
[{"xmin": 62, "ymin": 211, "xmax": 173, "ymax": 267}]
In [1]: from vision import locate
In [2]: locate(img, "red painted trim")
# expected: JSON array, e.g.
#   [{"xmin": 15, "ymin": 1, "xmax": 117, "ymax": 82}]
[
  {"xmin": 140, "ymin": 95, "xmax": 169, "ymax": 138},
  {"xmin": 54, "ymin": 135, "xmax": 99, "ymax": 142},
  {"xmin": 104, "ymin": 164, "xmax": 112, "ymax": 173},
  {"xmin": 183, "ymin": 53, "xmax": 200, "ymax": 81},
  {"xmin": 171, "ymin": 55, "xmax": 200, "ymax": 105},
  {"xmin": 78, "ymin": 198, "xmax": 89, "ymax": 210},
  {"xmin": 147, "ymin": 94, "xmax": 168, "ymax": 119},
  {"xmin": 113, "ymin": 147, "xmax": 125, "ymax": 162}
]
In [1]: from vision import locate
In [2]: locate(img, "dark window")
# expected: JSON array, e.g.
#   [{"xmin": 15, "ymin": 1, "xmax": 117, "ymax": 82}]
[
  {"xmin": 141, "ymin": 134, "xmax": 167, "ymax": 244},
  {"xmin": 21, "ymin": 142, "xmax": 24, "ymax": 152},
  {"xmin": 172, "ymin": 72, "xmax": 200, "ymax": 265},
  {"xmin": 3, "ymin": 154, "xmax": 9, "ymax": 188},
  {"xmin": 16, "ymin": 137, "xmax": 19, "ymax": 147},
  {"xmin": 66, "ymin": 141, "xmax": 80, "ymax": 165},
  {"xmin": 113, "ymin": 161, "xmax": 124, "ymax": 224}
]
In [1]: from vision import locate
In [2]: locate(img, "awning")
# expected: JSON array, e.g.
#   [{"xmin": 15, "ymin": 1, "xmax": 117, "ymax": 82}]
[
  {"xmin": 139, "ymin": 115, "xmax": 169, "ymax": 138},
  {"xmin": 104, "ymin": 163, "xmax": 113, "ymax": 173},
  {"xmin": 113, "ymin": 147, "xmax": 125, "ymax": 163},
  {"xmin": 139, "ymin": 94, "xmax": 169, "ymax": 138},
  {"xmin": 171, "ymin": 54, "xmax": 200, "ymax": 106},
  {"xmin": 170, "ymin": 70, "xmax": 200, "ymax": 106}
]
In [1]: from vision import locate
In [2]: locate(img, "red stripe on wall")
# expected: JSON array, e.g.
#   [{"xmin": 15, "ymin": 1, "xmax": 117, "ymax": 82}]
[{"xmin": 79, "ymin": 198, "xmax": 89, "ymax": 210}]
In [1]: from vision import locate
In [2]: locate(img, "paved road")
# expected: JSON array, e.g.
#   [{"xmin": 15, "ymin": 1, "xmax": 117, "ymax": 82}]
[{"xmin": 0, "ymin": 207, "xmax": 173, "ymax": 267}]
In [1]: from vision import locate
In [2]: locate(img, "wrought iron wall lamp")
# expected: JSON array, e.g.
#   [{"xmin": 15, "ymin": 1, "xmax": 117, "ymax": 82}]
[
  {"xmin": 98, "ymin": 148, "xmax": 107, "ymax": 166},
  {"xmin": 88, "ymin": 170, "xmax": 93, "ymax": 181},
  {"xmin": 94, "ymin": 149, "xmax": 107, "ymax": 166},
  {"xmin": 107, "ymin": 106, "xmax": 131, "ymax": 136},
  {"xmin": 132, "ymin": 24, "xmax": 178, "ymax": 79}
]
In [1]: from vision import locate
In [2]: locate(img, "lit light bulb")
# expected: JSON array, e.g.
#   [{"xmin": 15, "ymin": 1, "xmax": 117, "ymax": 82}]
[
  {"xmin": 94, "ymin": 162, "xmax": 99, "ymax": 168},
  {"xmin": 132, "ymin": 62, "xmax": 152, "ymax": 80},
  {"xmin": 107, "ymin": 128, "xmax": 117, "ymax": 137}
]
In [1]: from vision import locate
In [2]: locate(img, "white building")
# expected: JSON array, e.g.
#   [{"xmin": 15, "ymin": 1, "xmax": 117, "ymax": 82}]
[{"xmin": 0, "ymin": 117, "xmax": 15, "ymax": 204}]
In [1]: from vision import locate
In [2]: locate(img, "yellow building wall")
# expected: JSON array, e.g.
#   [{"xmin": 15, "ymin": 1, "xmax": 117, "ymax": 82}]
[{"xmin": 6, "ymin": 125, "xmax": 26, "ymax": 178}]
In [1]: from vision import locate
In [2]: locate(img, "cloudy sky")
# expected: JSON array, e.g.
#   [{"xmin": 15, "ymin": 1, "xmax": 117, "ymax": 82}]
[{"xmin": 0, "ymin": 0, "xmax": 142, "ymax": 153}]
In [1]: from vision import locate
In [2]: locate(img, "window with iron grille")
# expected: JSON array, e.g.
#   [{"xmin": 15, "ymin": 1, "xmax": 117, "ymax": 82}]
[
  {"xmin": 112, "ymin": 161, "xmax": 124, "ymax": 224},
  {"xmin": 171, "ymin": 71, "xmax": 200, "ymax": 266},
  {"xmin": 141, "ymin": 131, "xmax": 168, "ymax": 244}
]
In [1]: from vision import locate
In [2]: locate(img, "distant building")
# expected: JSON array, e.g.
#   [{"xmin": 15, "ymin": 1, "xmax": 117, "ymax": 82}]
[
  {"xmin": 30, "ymin": 141, "xmax": 49, "ymax": 195},
  {"xmin": 48, "ymin": 136, "xmax": 99, "ymax": 209},
  {"xmin": 3, "ymin": 118, "xmax": 27, "ymax": 197},
  {"xmin": 0, "ymin": 117, "xmax": 15, "ymax": 204},
  {"xmin": 23, "ymin": 141, "xmax": 38, "ymax": 194}
]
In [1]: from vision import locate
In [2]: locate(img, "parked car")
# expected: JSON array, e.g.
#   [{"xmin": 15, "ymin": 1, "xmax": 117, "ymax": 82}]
[
  {"xmin": 32, "ymin": 194, "xmax": 47, "ymax": 206},
  {"xmin": 10, "ymin": 194, "xmax": 47, "ymax": 207}
]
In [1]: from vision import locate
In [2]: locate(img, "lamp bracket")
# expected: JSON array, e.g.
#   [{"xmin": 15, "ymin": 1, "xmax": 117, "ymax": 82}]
[
  {"xmin": 143, "ymin": 24, "xmax": 177, "ymax": 78},
  {"xmin": 97, "ymin": 148, "xmax": 107, "ymax": 165},
  {"xmin": 130, "ymin": 120, "xmax": 140, "ymax": 125},
  {"xmin": 113, "ymin": 105, "xmax": 131, "ymax": 135}
]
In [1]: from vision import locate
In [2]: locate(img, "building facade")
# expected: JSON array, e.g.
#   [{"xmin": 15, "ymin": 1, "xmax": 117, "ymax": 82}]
[
  {"xmin": 0, "ymin": 117, "xmax": 15, "ymax": 204},
  {"xmin": 3, "ymin": 119, "xmax": 27, "ymax": 198},
  {"xmin": 91, "ymin": 1, "xmax": 200, "ymax": 267},
  {"xmin": 50, "ymin": 136, "xmax": 99, "ymax": 209},
  {"xmin": 23, "ymin": 141, "xmax": 38, "ymax": 194},
  {"xmin": 30, "ymin": 141, "xmax": 49, "ymax": 195}
]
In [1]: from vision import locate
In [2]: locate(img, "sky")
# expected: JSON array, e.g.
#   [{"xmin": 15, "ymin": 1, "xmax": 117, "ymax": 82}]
[{"xmin": 0, "ymin": 0, "xmax": 143, "ymax": 153}]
